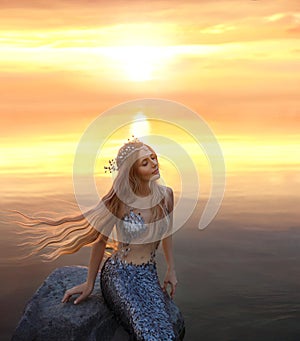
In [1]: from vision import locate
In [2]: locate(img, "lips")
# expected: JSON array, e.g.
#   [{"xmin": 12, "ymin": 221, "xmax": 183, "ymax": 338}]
[{"xmin": 152, "ymin": 168, "xmax": 159, "ymax": 174}]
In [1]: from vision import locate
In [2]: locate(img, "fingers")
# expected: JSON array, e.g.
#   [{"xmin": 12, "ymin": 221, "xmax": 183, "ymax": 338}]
[
  {"xmin": 61, "ymin": 290, "xmax": 72, "ymax": 303},
  {"xmin": 61, "ymin": 286, "xmax": 81, "ymax": 304},
  {"xmin": 61, "ymin": 283, "xmax": 92, "ymax": 305},
  {"xmin": 162, "ymin": 280, "xmax": 177, "ymax": 299},
  {"xmin": 74, "ymin": 292, "xmax": 88, "ymax": 305},
  {"xmin": 170, "ymin": 284, "xmax": 176, "ymax": 299},
  {"xmin": 167, "ymin": 281, "xmax": 176, "ymax": 299}
]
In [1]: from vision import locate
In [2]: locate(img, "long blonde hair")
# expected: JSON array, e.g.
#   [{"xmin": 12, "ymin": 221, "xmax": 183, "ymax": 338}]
[{"xmin": 9, "ymin": 141, "xmax": 170, "ymax": 262}]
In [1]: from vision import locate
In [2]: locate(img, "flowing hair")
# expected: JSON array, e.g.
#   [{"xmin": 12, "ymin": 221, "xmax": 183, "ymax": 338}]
[{"xmin": 8, "ymin": 142, "xmax": 170, "ymax": 262}]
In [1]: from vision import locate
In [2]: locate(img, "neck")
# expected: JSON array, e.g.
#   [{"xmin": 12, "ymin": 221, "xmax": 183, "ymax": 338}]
[{"xmin": 135, "ymin": 181, "xmax": 151, "ymax": 197}]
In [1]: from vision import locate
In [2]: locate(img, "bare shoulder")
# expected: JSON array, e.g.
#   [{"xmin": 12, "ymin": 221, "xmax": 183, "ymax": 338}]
[
  {"xmin": 166, "ymin": 186, "xmax": 174, "ymax": 198},
  {"xmin": 160, "ymin": 185, "xmax": 173, "ymax": 197}
]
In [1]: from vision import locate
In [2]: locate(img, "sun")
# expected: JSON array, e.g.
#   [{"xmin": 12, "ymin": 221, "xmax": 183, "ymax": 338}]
[
  {"xmin": 103, "ymin": 45, "xmax": 171, "ymax": 82},
  {"xmin": 120, "ymin": 46, "xmax": 156, "ymax": 81}
]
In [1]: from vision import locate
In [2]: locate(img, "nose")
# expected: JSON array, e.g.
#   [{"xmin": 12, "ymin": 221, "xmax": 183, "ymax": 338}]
[{"xmin": 151, "ymin": 159, "xmax": 157, "ymax": 167}]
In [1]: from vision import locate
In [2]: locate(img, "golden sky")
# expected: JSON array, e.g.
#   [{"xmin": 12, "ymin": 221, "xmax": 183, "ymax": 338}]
[{"xmin": 0, "ymin": 0, "xmax": 299, "ymax": 186}]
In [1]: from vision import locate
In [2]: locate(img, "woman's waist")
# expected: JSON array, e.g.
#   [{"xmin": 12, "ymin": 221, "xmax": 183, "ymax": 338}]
[{"xmin": 112, "ymin": 242, "xmax": 158, "ymax": 266}]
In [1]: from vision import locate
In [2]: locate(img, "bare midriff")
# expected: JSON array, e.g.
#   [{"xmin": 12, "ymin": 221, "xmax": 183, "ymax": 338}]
[{"xmin": 114, "ymin": 241, "xmax": 160, "ymax": 265}]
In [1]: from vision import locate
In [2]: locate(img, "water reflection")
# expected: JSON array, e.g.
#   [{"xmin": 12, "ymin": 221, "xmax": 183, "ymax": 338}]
[{"xmin": 1, "ymin": 169, "xmax": 300, "ymax": 340}]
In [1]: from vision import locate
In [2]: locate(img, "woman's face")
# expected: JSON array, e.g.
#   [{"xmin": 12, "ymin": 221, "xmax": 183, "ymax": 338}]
[{"xmin": 134, "ymin": 146, "xmax": 160, "ymax": 182}]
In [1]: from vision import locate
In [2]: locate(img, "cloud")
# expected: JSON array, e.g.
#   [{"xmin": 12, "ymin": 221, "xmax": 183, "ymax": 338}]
[
  {"xmin": 0, "ymin": 1, "xmax": 299, "ymax": 49},
  {"xmin": 200, "ymin": 24, "xmax": 236, "ymax": 35},
  {"xmin": 0, "ymin": 1, "xmax": 299, "ymax": 31},
  {"xmin": 287, "ymin": 25, "xmax": 300, "ymax": 34}
]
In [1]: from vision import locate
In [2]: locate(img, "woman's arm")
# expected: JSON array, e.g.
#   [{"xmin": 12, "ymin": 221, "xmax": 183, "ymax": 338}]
[
  {"xmin": 162, "ymin": 234, "xmax": 176, "ymax": 271},
  {"xmin": 162, "ymin": 187, "xmax": 178, "ymax": 299},
  {"xmin": 162, "ymin": 235, "xmax": 178, "ymax": 299},
  {"xmin": 61, "ymin": 235, "xmax": 108, "ymax": 305},
  {"xmin": 86, "ymin": 235, "xmax": 108, "ymax": 289}
]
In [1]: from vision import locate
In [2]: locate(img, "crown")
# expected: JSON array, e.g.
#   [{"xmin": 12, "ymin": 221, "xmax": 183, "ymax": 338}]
[{"xmin": 104, "ymin": 135, "xmax": 144, "ymax": 173}]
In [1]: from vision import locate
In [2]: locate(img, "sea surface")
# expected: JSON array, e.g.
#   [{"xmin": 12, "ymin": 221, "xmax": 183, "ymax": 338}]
[{"xmin": 1, "ymin": 171, "xmax": 300, "ymax": 341}]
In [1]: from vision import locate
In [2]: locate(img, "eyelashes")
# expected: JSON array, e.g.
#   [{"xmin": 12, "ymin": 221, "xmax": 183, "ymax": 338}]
[{"xmin": 141, "ymin": 155, "xmax": 157, "ymax": 166}]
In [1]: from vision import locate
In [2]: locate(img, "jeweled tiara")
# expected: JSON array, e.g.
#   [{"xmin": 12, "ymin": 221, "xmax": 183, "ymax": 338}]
[{"xmin": 104, "ymin": 135, "xmax": 144, "ymax": 173}]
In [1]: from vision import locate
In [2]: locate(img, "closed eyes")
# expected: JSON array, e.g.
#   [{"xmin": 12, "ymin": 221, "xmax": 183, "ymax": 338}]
[{"xmin": 141, "ymin": 154, "xmax": 157, "ymax": 166}]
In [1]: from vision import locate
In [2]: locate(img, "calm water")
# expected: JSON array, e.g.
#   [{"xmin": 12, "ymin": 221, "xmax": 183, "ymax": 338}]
[{"xmin": 1, "ymin": 171, "xmax": 300, "ymax": 340}]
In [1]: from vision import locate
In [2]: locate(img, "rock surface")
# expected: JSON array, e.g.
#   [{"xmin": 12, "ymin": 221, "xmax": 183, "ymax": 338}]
[{"xmin": 12, "ymin": 266, "xmax": 185, "ymax": 340}]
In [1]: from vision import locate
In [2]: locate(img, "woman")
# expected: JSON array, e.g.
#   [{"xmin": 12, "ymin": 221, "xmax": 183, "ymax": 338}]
[{"xmin": 12, "ymin": 138, "xmax": 184, "ymax": 340}]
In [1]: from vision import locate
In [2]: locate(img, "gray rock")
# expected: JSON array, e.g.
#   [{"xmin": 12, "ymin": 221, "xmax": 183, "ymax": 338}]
[{"xmin": 12, "ymin": 266, "xmax": 185, "ymax": 340}]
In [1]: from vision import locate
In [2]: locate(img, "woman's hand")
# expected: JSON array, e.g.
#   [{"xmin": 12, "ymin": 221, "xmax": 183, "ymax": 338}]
[
  {"xmin": 162, "ymin": 269, "xmax": 178, "ymax": 299},
  {"xmin": 61, "ymin": 282, "xmax": 93, "ymax": 305}
]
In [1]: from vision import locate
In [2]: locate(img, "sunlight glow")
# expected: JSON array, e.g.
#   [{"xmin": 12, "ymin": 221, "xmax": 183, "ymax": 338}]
[
  {"xmin": 101, "ymin": 46, "xmax": 172, "ymax": 82},
  {"xmin": 130, "ymin": 112, "xmax": 151, "ymax": 138}
]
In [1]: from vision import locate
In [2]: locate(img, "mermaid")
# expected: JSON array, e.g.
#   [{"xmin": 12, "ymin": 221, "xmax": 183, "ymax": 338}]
[{"xmin": 13, "ymin": 138, "xmax": 184, "ymax": 340}]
